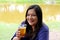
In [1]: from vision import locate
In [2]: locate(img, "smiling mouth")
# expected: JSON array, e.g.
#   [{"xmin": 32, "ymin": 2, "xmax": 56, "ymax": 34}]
[{"xmin": 29, "ymin": 20, "xmax": 34, "ymax": 23}]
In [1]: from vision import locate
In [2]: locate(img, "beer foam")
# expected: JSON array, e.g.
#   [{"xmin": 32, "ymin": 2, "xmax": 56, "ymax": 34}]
[{"xmin": 20, "ymin": 27, "xmax": 26, "ymax": 29}]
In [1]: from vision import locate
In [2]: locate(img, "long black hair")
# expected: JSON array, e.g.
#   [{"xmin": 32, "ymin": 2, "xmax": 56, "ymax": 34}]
[{"xmin": 25, "ymin": 5, "xmax": 42, "ymax": 40}]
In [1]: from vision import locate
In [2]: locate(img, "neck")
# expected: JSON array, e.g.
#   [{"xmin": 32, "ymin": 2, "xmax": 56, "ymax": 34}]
[{"xmin": 32, "ymin": 26, "xmax": 35, "ymax": 31}]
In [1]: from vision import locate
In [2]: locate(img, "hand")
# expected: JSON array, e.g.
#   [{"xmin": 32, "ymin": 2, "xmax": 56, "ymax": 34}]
[
  {"xmin": 14, "ymin": 28, "xmax": 24, "ymax": 40},
  {"xmin": 16, "ymin": 28, "xmax": 21, "ymax": 38},
  {"xmin": 13, "ymin": 37, "xmax": 20, "ymax": 40},
  {"xmin": 12, "ymin": 28, "xmax": 21, "ymax": 40}
]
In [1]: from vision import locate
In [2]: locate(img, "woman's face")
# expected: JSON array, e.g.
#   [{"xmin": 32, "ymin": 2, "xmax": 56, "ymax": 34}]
[{"xmin": 26, "ymin": 9, "xmax": 38, "ymax": 26}]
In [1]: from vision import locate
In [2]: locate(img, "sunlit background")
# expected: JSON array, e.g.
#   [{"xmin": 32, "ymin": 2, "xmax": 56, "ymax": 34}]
[{"xmin": 0, "ymin": 0, "xmax": 60, "ymax": 40}]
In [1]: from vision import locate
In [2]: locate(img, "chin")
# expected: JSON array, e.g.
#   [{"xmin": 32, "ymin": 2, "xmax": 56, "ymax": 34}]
[{"xmin": 29, "ymin": 23, "xmax": 34, "ymax": 26}]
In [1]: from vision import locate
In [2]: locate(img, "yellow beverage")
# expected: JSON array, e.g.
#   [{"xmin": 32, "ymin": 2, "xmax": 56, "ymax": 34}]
[{"xmin": 20, "ymin": 27, "xmax": 26, "ymax": 36}]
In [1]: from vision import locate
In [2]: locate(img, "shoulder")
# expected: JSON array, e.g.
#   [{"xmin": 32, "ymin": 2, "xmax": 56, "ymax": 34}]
[
  {"xmin": 18, "ymin": 21, "xmax": 25, "ymax": 28},
  {"xmin": 21, "ymin": 21, "xmax": 25, "ymax": 25},
  {"xmin": 39, "ymin": 23, "xmax": 49, "ymax": 33},
  {"xmin": 41, "ymin": 23, "xmax": 49, "ymax": 31},
  {"xmin": 19, "ymin": 21, "xmax": 25, "ymax": 26},
  {"xmin": 37, "ymin": 23, "xmax": 49, "ymax": 40}
]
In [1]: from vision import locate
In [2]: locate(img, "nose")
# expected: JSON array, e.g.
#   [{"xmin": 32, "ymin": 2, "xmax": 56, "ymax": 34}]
[{"xmin": 29, "ymin": 15, "xmax": 32, "ymax": 19}]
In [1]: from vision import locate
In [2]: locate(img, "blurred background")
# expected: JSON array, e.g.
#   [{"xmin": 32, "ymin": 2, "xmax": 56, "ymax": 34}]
[{"xmin": 0, "ymin": 0, "xmax": 60, "ymax": 40}]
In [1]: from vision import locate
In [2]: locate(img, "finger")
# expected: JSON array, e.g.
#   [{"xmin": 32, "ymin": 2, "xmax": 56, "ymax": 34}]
[
  {"xmin": 13, "ymin": 37, "xmax": 19, "ymax": 40},
  {"xmin": 16, "ymin": 31, "xmax": 20, "ymax": 37}
]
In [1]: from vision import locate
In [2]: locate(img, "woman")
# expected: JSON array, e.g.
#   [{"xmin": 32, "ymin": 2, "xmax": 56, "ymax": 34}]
[{"xmin": 11, "ymin": 4, "xmax": 49, "ymax": 40}]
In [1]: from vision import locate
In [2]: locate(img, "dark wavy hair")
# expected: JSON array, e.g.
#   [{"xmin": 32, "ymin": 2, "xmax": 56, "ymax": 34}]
[{"xmin": 25, "ymin": 5, "xmax": 42, "ymax": 40}]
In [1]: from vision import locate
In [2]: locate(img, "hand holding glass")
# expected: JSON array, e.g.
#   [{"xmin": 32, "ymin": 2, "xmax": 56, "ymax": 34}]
[{"xmin": 19, "ymin": 24, "xmax": 26, "ymax": 36}]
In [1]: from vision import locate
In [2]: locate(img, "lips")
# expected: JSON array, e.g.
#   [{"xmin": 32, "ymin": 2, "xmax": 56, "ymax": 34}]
[{"xmin": 28, "ymin": 20, "xmax": 34, "ymax": 23}]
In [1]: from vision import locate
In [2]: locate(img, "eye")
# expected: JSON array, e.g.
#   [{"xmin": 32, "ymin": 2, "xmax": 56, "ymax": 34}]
[
  {"xmin": 32, "ymin": 14, "xmax": 36, "ymax": 16},
  {"xmin": 27, "ymin": 13, "xmax": 37, "ymax": 16}
]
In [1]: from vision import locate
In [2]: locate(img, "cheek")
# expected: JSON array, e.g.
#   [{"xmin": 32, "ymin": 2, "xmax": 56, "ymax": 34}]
[
  {"xmin": 34, "ymin": 17, "xmax": 38, "ymax": 20},
  {"xmin": 26, "ymin": 17, "xmax": 29, "ymax": 22},
  {"xmin": 26, "ymin": 17, "xmax": 29, "ymax": 20},
  {"xmin": 33, "ymin": 18, "xmax": 38, "ymax": 25},
  {"xmin": 35, "ymin": 17, "xmax": 38, "ymax": 21},
  {"xmin": 35, "ymin": 18, "xmax": 38, "ymax": 23},
  {"xmin": 33, "ymin": 17, "xmax": 38, "ymax": 23}
]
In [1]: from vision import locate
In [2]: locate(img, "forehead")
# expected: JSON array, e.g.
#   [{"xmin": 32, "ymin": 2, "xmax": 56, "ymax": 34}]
[{"xmin": 28, "ymin": 9, "xmax": 36, "ymax": 14}]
